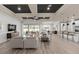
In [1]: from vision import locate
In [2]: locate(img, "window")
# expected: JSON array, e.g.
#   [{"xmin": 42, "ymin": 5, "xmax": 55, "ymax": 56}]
[
  {"xmin": 22, "ymin": 24, "xmax": 39, "ymax": 37},
  {"xmin": 29, "ymin": 25, "xmax": 39, "ymax": 32},
  {"xmin": 22, "ymin": 25, "xmax": 29, "ymax": 37}
]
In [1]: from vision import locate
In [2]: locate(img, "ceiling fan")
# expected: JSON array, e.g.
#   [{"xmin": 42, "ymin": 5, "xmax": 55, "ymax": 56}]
[
  {"xmin": 33, "ymin": 16, "xmax": 39, "ymax": 20},
  {"xmin": 22, "ymin": 16, "xmax": 50, "ymax": 20}
]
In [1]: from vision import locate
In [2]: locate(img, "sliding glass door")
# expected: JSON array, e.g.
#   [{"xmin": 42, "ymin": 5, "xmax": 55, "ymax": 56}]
[
  {"xmin": 22, "ymin": 24, "xmax": 29, "ymax": 37},
  {"xmin": 22, "ymin": 24, "xmax": 39, "ymax": 37},
  {"xmin": 29, "ymin": 25, "xmax": 39, "ymax": 32}
]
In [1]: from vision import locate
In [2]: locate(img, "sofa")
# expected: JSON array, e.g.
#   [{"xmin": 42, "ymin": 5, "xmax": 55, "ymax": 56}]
[
  {"xmin": 24, "ymin": 37, "xmax": 39, "ymax": 48},
  {"xmin": 8, "ymin": 36, "xmax": 39, "ymax": 49},
  {"xmin": 9, "ymin": 37, "xmax": 23, "ymax": 48}
]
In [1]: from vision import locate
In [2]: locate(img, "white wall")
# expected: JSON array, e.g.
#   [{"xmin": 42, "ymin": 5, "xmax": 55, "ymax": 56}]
[
  {"xmin": 0, "ymin": 11, "xmax": 21, "ymax": 43},
  {"xmin": 54, "ymin": 4, "xmax": 79, "ymax": 33}
]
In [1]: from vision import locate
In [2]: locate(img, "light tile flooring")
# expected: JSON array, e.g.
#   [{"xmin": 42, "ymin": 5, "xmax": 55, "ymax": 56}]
[{"xmin": 0, "ymin": 34, "xmax": 79, "ymax": 54}]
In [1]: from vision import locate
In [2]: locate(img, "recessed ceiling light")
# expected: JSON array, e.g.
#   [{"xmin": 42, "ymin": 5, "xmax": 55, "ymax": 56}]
[
  {"xmin": 48, "ymin": 4, "xmax": 52, "ymax": 7},
  {"xmin": 47, "ymin": 7, "xmax": 50, "ymax": 10},
  {"xmin": 18, "ymin": 6, "xmax": 21, "ymax": 11}
]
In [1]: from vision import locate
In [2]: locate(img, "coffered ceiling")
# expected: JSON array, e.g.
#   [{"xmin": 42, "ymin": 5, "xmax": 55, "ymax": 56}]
[
  {"xmin": 1, "ymin": 4, "xmax": 79, "ymax": 22},
  {"xmin": 3, "ymin": 4, "xmax": 63, "ymax": 13},
  {"xmin": 1, "ymin": 4, "xmax": 64, "ymax": 21},
  {"xmin": 37, "ymin": 4, "xmax": 63, "ymax": 13},
  {"xmin": 3, "ymin": 4, "xmax": 31, "ymax": 13}
]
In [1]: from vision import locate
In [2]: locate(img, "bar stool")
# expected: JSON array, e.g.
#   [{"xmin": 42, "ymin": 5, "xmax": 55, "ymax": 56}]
[
  {"xmin": 67, "ymin": 32, "xmax": 69, "ymax": 40},
  {"xmin": 62, "ymin": 31, "xmax": 64, "ymax": 38}
]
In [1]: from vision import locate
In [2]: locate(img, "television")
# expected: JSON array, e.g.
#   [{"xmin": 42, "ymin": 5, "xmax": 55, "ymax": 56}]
[{"xmin": 8, "ymin": 24, "xmax": 16, "ymax": 31}]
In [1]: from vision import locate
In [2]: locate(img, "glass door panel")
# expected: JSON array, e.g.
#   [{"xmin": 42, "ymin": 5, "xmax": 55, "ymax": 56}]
[
  {"xmin": 22, "ymin": 25, "xmax": 29, "ymax": 37},
  {"xmin": 22, "ymin": 24, "xmax": 39, "ymax": 37}
]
